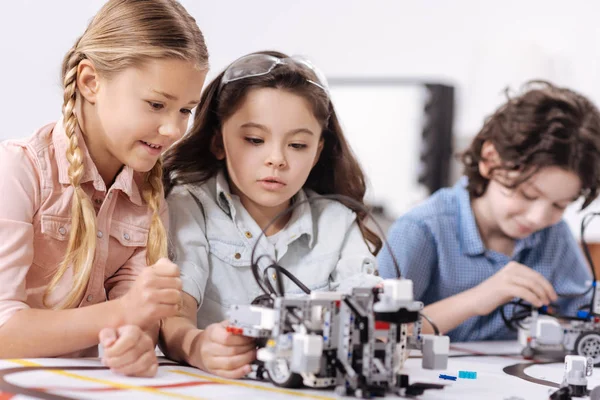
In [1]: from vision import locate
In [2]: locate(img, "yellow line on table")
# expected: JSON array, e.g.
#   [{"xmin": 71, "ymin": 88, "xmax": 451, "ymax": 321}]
[
  {"xmin": 8, "ymin": 359, "xmax": 205, "ymax": 400},
  {"xmin": 171, "ymin": 370, "xmax": 337, "ymax": 400}
]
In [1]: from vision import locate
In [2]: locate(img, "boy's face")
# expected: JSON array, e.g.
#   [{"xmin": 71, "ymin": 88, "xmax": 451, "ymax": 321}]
[
  {"xmin": 216, "ymin": 88, "xmax": 324, "ymax": 217},
  {"xmin": 484, "ymin": 167, "xmax": 581, "ymax": 239}
]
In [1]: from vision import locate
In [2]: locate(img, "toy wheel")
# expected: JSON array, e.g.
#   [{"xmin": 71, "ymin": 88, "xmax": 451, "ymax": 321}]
[
  {"xmin": 265, "ymin": 358, "xmax": 303, "ymax": 388},
  {"xmin": 521, "ymin": 346, "xmax": 534, "ymax": 359},
  {"xmin": 575, "ymin": 331, "xmax": 600, "ymax": 365}
]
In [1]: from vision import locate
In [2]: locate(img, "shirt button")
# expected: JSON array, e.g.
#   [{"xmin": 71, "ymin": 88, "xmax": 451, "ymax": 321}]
[
  {"xmin": 95, "ymin": 198, "xmax": 102, "ymax": 205},
  {"xmin": 97, "ymin": 231, "xmax": 103, "ymax": 238},
  {"xmin": 245, "ymin": 231, "xmax": 253, "ymax": 239},
  {"xmin": 86, "ymin": 295, "xmax": 93, "ymax": 302},
  {"xmin": 58, "ymin": 227, "xmax": 66, "ymax": 235},
  {"xmin": 234, "ymin": 253, "xmax": 241, "ymax": 259},
  {"xmin": 123, "ymin": 233, "xmax": 130, "ymax": 241}
]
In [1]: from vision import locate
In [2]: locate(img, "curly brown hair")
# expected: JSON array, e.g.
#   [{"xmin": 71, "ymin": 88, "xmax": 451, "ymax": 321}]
[
  {"xmin": 163, "ymin": 50, "xmax": 382, "ymax": 254},
  {"xmin": 461, "ymin": 81, "xmax": 600, "ymax": 209}
]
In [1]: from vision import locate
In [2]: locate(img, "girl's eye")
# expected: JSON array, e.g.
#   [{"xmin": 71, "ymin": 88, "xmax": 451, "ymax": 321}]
[
  {"xmin": 148, "ymin": 102, "xmax": 164, "ymax": 110},
  {"xmin": 180, "ymin": 108, "xmax": 193, "ymax": 115},
  {"xmin": 245, "ymin": 137, "xmax": 264, "ymax": 145},
  {"xmin": 290, "ymin": 143, "xmax": 307, "ymax": 149},
  {"xmin": 553, "ymin": 204, "xmax": 567, "ymax": 211}
]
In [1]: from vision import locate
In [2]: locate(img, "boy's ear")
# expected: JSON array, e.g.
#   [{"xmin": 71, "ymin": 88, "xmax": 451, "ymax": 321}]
[
  {"xmin": 76, "ymin": 59, "xmax": 100, "ymax": 105},
  {"xmin": 312, "ymin": 138, "xmax": 325, "ymax": 168},
  {"xmin": 478, "ymin": 141, "xmax": 501, "ymax": 179},
  {"xmin": 210, "ymin": 132, "xmax": 225, "ymax": 160}
]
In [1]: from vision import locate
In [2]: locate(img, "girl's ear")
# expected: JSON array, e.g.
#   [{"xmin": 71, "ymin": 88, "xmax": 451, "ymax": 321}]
[
  {"xmin": 210, "ymin": 132, "xmax": 225, "ymax": 160},
  {"xmin": 312, "ymin": 138, "xmax": 325, "ymax": 168},
  {"xmin": 76, "ymin": 60, "xmax": 100, "ymax": 105},
  {"xmin": 478, "ymin": 141, "xmax": 501, "ymax": 179}
]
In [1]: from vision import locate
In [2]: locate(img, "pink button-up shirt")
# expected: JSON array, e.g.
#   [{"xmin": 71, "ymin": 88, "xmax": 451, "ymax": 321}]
[{"xmin": 0, "ymin": 118, "xmax": 167, "ymax": 356}]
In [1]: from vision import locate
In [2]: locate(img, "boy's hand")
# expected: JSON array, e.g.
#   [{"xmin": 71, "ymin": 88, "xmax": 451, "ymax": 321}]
[
  {"xmin": 471, "ymin": 261, "xmax": 558, "ymax": 315},
  {"xmin": 100, "ymin": 325, "xmax": 158, "ymax": 377},
  {"xmin": 191, "ymin": 320, "xmax": 256, "ymax": 379},
  {"xmin": 119, "ymin": 258, "xmax": 182, "ymax": 328}
]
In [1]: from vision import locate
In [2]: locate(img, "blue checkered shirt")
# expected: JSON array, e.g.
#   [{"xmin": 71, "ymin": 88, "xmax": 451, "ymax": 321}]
[{"xmin": 377, "ymin": 177, "xmax": 592, "ymax": 342}]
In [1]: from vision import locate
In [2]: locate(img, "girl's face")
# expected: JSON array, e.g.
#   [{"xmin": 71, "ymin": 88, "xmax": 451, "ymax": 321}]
[
  {"xmin": 478, "ymin": 143, "xmax": 581, "ymax": 239},
  {"xmin": 79, "ymin": 58, "xmax": 206, "ymax": 181},
  {"xmin": 216, "ymin": 87, "xmax": 324, "ymax": 217}
]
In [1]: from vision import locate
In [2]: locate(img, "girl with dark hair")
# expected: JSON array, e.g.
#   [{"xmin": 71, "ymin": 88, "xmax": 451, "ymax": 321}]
[
  {"xmin": 379, "ymin": 81, "xmax": 600, "ymax": 342},
  {"xmin": 160, "ymin": 51, "xmax": 381, "ymax": 378}
]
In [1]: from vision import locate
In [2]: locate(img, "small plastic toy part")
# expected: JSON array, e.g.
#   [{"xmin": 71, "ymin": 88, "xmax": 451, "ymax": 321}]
[
  {"xmin": 549, "ymin": 386, "xmax": 572, "ymax": 400},
  {"xmin": 458, "ymin": 370, "xmax": 477, "ymax": 379},
  {"xmin": 438, "ymin": 374, "xmax": 457, "ymax": 381},
  {"xmin": 225, "ymin": 326, "xmax": 244, "ymax": 335}
]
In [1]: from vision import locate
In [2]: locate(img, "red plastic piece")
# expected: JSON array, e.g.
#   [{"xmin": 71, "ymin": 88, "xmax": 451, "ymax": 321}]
[
  {"xmin": 226, "ymin": 326, "xmax": 244, "ymax": 335},
  {"xmin": 375, "ymin": 321, "xmax": 390, "ymax": 330}
]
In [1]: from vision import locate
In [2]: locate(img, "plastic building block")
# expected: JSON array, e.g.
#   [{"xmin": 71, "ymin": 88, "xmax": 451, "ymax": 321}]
[
  {"xmin": 458, "ymin": 370, "xmax": 477, "ymax": 379},
  {"xmin": 438, "ymin": 374, "xmax": 457, "ymax": 381},
  {"xmin": 422, "ymin": 335, "xmax": 450, "ymax": 370}
]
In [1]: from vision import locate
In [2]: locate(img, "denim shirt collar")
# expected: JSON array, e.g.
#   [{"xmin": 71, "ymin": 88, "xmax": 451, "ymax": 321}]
[{"xmin": 214, "ymin": 169, "xmax": 315, "ymax": 248}]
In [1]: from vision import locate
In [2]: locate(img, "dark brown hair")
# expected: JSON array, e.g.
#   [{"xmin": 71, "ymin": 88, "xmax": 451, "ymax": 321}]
[
  {"xmin": 461, "ymin": 81, "xmax": 600, "ymax": 209},
  {"xmin": 163, "ymin": 50, "xmax": 382, "ymax": 253}
]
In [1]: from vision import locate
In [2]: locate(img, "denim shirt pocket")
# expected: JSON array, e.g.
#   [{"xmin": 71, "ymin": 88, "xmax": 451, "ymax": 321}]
[
  {"xmin": 208, "ymin": 238, "xmax": 252, "ymax": 268},
  {"xmin": 109, "ymin": 221, "xmax": 149, "ymax": 247},
  {"xmin": 33, "ymin": 214, "xmax": 72, "ymax": 270},
  {"xmin": 285, "ymin": 279, "xmax": 330, "ymax": 295},
  {"xmin": 105, "ymin": 220, "xmax": 149, "ymax": 277},
  {"xmin": 278, "ymin": 250, "xmax": 339, "ymax": 295}
]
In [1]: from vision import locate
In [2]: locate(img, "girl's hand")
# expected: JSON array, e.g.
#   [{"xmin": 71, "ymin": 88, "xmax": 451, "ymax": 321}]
[
  {"xmin": 471, "ymin": 261, "xmax": 558, "ymax": 315},
  {"xmin": 119, "ymin": 258, "xmax": 182, "ymax": 328},
  {"xmin": 191, "ymin": 320, "xmax": 256, "ymax": 379},
  {"xmin": 100, "ymin": 325, "xmax": 158, "ymax": 377}
]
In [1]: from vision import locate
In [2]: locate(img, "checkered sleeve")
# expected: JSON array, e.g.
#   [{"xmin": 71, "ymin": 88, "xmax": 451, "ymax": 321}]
[{"xmin": 377, "ymin": 217, "xmax": 438, "ymax": 300}]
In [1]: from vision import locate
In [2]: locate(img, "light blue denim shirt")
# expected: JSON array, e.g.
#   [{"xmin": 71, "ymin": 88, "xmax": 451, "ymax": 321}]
[{"xmin": 167, "ymin": 170, "xmax": 381, "ymax": 328}]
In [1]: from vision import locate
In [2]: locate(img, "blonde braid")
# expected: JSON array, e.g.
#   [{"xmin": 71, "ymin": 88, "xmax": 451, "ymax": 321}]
[
  {"xmin": 43, "ymin": 46, "xmax": 98, "ymax": 309},
  {"xmin": 143, "ymin": 158, "xmax": 167, "ymax": 265}
]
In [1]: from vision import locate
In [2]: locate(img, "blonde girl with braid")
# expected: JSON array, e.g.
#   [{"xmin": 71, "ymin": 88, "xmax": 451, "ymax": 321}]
[{"xmin": 0, "ymin": 0, "xmax": 207, "ymax": 377}]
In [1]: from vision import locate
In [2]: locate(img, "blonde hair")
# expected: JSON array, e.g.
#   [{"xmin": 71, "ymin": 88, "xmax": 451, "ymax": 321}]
[{"xmin": 44, "ymin": 0, "xmax": 209, "ymax": 309}]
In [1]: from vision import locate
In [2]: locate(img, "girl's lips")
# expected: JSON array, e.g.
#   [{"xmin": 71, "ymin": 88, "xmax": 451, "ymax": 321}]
[
  {"xmin": 140, "ymin": 140, "xmax": 163, "ymax": 155},
  {"xmin": 258, "ymin": 178, "xmax": 286, "ymax": 191}
]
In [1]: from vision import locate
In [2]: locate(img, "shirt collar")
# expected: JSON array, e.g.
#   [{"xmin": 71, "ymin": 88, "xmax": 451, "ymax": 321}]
[
  {"xmin": 214, "ymin": 169, "xmax": 315, "ymax": 247},
  {"xmin": 456, "ymin": 176, "xmax": 543, "ymax": 256},
  {"xmin": 52, "ymin": 116, "xmax": 143, "ymax": 206}
]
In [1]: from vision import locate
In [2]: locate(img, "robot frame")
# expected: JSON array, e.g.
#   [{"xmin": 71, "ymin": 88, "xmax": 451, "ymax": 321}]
[
  {"xmin": 227, "ymin": 279, "xmax": 450, "ymax": 398},
  {"xmin": 518, "ymin": 283, "xmax": 600, "ymax": 365},
  {"xmin": 518, "ymin": 212, "xmax": 600, "ymax": 366}
]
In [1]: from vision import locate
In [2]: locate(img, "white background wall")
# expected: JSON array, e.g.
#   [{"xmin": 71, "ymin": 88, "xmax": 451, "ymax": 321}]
[{"xmin": 2, "ymin": 0, "xmax": 600, "ymax": 238}]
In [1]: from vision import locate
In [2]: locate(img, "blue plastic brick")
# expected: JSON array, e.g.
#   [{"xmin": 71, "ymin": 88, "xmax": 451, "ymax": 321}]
[
  {"xmin": 439, "ymin": 374, "xmax": 457, "ymax": 381},
  {"xmin": 577, "ymin": 310, "xmax": 591, "ymax": 320},
  {"xmin": 458, "ymin": 370, "xmax": 477, "ymax": 379}
]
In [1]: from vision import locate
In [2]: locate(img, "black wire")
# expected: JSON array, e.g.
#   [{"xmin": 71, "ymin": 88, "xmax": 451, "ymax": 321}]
[
  {"xmin": 500, "ymin": 211, "xmax": 600, "ymax": 331},
  {"xmin": 580, "ymin": 212, "xmax": 600, "ymax": 315},
  {"xmin": 247, "ymin": 194, "xmax": 446, "ymax": 335},
  {"xmin": 263, "ymin": 264, "xmax": 312, "ymax": 296},
  {"xmin": 419, "ymin": 312, "xmax": 440, "ymax": 336},
  {"xmin": 251, "ymin": 254, "xmax": 278, "ymax": 296},
  {"xmin": 250, "ymin": 194, "xmax": 402, "ymax": 297},
  {"xmin": 500, "ymin": 305, "xmax": 516, "ymax": 331}
]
